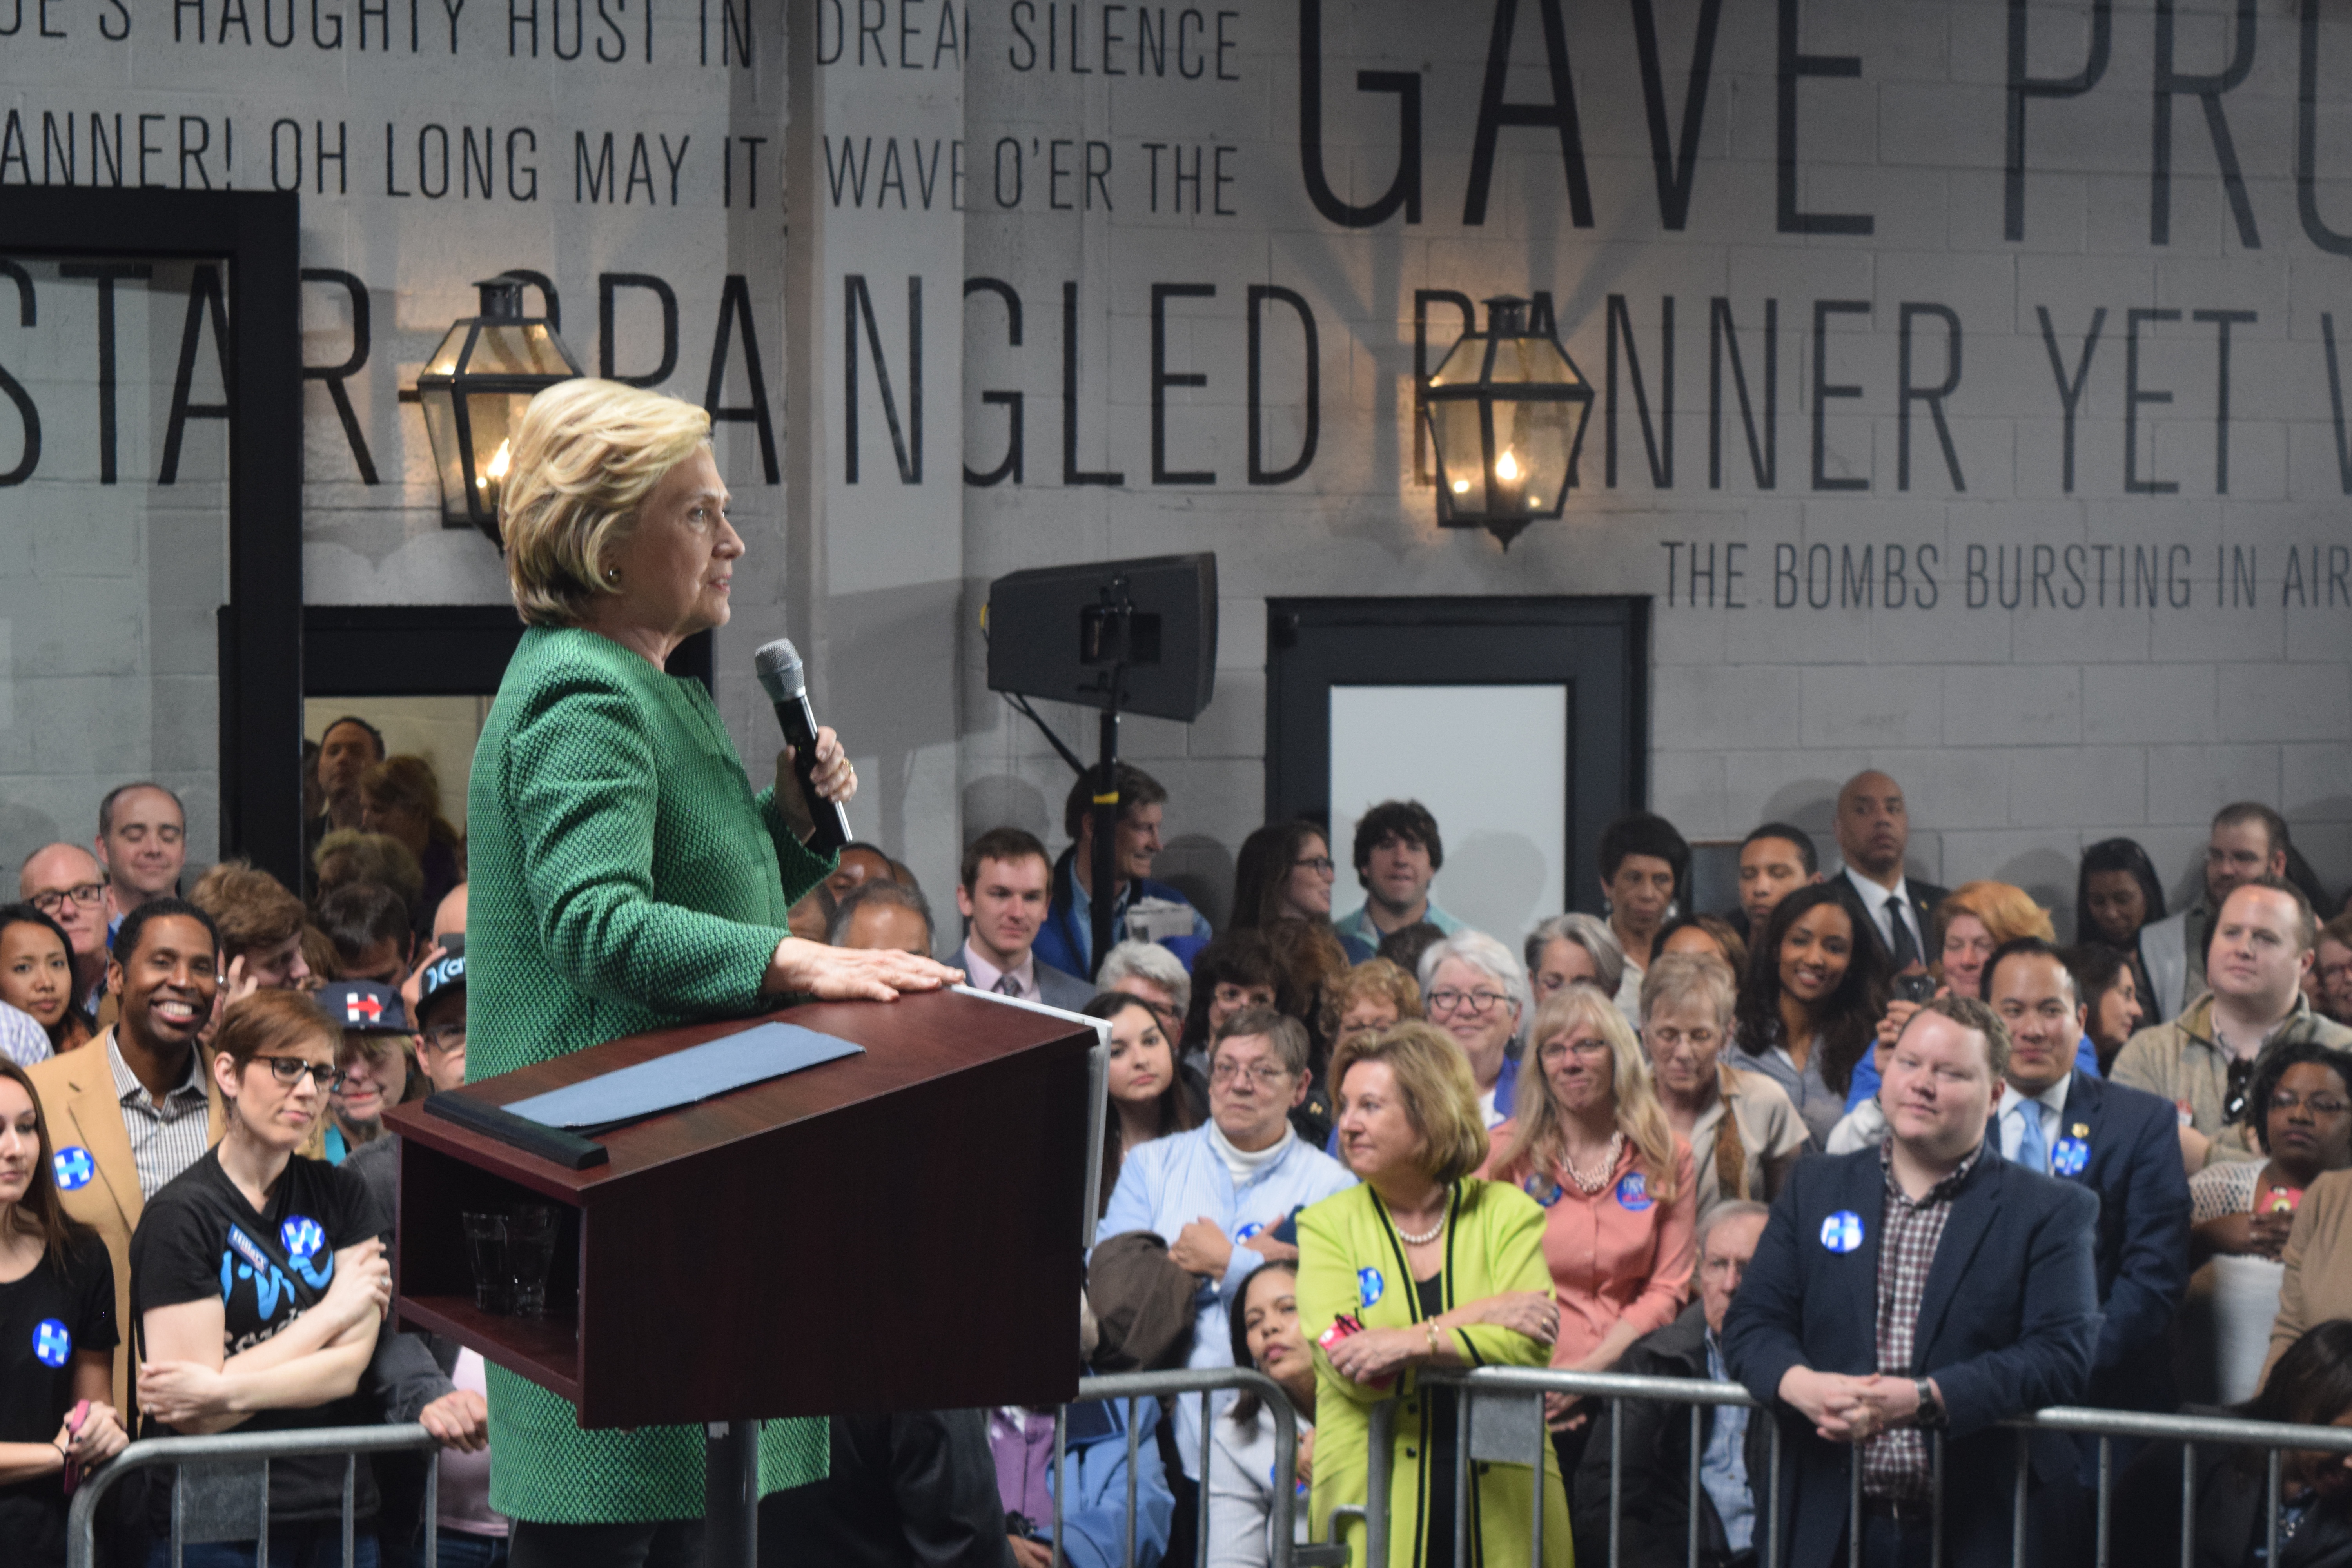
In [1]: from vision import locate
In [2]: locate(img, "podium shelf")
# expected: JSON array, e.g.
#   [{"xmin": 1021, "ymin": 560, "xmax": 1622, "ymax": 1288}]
[{"xmin": 398, "ymin": 1295, "xmax": 582, "ymax": 1406}]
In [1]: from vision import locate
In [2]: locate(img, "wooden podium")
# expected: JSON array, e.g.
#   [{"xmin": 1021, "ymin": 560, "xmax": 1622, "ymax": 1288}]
[{"xmin": 384, "ymin": 987, "xmax": 1100, "ymax": 1560}]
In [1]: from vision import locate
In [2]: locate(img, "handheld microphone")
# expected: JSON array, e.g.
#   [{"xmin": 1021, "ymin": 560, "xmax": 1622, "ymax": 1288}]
[{"xmin": 753, "ymin": 638, "xmax": 853, "ymax": 854}]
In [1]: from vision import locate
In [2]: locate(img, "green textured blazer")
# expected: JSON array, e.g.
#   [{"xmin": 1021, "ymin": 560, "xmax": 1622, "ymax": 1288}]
[{"xmin": 466, "ymin": 624, "xmax": 837, "ymax": 1524}]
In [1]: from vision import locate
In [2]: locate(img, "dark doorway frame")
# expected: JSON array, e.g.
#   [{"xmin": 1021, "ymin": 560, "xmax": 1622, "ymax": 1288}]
[
  {"xmin": 1263, "ymin": 596, "xmax": 1648, "ymax": 917},
  {"xmin": 0, "ymin": 190, "xmax": 305, "ymax": 884}
]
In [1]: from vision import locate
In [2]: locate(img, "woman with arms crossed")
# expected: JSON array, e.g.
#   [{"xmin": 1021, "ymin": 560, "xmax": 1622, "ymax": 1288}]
[
  {"xmin": 467, "ymin": 381, "xmax": 958, "ymax": 1568},
  {"xmin": 133, "ymin": 991, "xmax": 396, "ymax": 1568}
]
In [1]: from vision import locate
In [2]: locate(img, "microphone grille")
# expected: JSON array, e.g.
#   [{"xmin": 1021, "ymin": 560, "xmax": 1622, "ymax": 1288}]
[{"xmin": 753, "ymin": 638, "xmax": 805, "ymax": 699}]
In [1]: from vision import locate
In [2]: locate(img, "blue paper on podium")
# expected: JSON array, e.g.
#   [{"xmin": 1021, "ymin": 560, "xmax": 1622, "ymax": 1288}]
[{"xmin": 503, "ymin": 1022, "xmax": 864, "ymax": 1130}]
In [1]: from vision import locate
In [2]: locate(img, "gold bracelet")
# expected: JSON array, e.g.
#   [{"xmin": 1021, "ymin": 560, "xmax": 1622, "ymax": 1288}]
[{"xmin": 1425, "ymin": 1323, "xmax": 1445, "ymax": 1358}]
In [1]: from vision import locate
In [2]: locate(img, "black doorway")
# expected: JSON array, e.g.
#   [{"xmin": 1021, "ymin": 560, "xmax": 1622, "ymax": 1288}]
[
  {"xmin": 0, "ymin": 189, "xmax": 303, "ymax": 883},
  {"xmin": 1263, "ymin": 597, "xmax": 1647, "ymax": 919}
]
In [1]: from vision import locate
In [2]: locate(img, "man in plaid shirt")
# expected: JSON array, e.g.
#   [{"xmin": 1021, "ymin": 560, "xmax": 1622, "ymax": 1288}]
[{"xmin": 1723, "ymin": 997, "xmax": 2101, "ymax": 1568}]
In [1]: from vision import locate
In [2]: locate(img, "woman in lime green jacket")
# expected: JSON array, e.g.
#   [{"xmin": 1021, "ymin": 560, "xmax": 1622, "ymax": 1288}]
[
  {"xmin": 468, "ymin": 380, "xmax": 959, "ymax": 1566},
  {"xmin": 1299, "ymin": 1021, "xmax": 1574, "ymax": 1568}
]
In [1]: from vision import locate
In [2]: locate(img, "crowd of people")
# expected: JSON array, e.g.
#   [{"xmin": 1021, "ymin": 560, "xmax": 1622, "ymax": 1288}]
[
  {"xmin": 9, "ymin": 380, "xmax": 2352, "ymax": 1568},
  {"xmin": 6, "ymin": 751, "xmax": 2352, "ymax": 1568}
]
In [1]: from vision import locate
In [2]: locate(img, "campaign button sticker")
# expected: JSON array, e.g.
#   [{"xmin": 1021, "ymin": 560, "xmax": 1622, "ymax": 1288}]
[
  {"xmin": 1523, "ymin": 1174, "xmax": 1564, "ymax": 1208},
  {"xmin": 1820, "ymin": 1211, "xmax": 1864, "ymax": 1254},
  {"xmin": 2051, "ymin": 1138, "xmax": 2090, "ymax": 1178},
  {"xmin": 280, "ymin": 1216, "xmax": 325, "ymax": 1261},
  {"xmin": 53, "ymin": 1148, "xmax": 93, "ymax": 1192},
  {"xmin": 33, "ymin": 1319, "xmax": 70, "ymax": 1368},
  {"xmin": 1357, "ymin": 1267, "xmax": 1385, "ymax": 1308},
  {"xmin": 1616, "ymin": 1172, "xmax": 1654, "ymax": 1212},
  {"xmin": 1234, "ymin": 1221, "xmax": 1266, "ymax": 1242}
]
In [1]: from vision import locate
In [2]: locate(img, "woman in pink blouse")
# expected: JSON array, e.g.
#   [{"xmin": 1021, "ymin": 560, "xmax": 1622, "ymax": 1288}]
[{"xmin": 1480, "ymin": 981, "xmax": 1697, "ymax": 1479}]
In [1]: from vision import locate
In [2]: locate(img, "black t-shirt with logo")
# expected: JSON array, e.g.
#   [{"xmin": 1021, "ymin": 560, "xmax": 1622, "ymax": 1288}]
[
  {"xmin": 0, "ymin": 1234, "xmax": 116, "ymax": 1566},
  {"xmin": 130, "ymin": 1148, "xmax": 385, "ymax": 1523}
]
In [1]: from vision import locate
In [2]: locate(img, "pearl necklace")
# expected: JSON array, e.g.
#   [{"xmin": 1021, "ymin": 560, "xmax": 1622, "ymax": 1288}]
[
  {"xmin": 1560, "ymin": 1132, "xmax": 1626, "ymax": 1194},
  {"xmin": 1394, "ymin": 1189, "xmax": 1450, "ymax": 1245}
]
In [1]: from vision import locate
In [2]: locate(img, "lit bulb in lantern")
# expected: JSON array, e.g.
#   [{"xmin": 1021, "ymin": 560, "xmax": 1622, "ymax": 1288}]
[
  {"xmin": 1493, "ymin": 449, "xmax": 1521, "ymax": 483},
  {"xmin": 1451, "ymin": 478, "xmax": 1470, "ymax": 494},
  {"xmin": 477, "ymin": 438, "xmax": 513, "ymax": 491}
]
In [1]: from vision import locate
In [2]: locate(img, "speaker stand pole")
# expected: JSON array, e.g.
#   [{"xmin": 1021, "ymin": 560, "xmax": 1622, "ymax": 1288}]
[
  {"xmin": 706, "ymin": 1419, "xmax": 758, "ymax": 1568},
  {"xmin": 1088, "ymin": 704, "xmax": 1121, "ymax": 980}
]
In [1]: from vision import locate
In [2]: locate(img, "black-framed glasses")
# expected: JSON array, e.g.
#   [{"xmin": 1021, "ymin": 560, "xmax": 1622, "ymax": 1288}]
[
  {"xmin": 1427, "ymin": 987, "xmax": 1512, "ymax": 1017},
  {"xmin": 253, "ymin": 1056, "xmax": 347, "ymax": 1092},
  {"xmin": 421, "ymin": 1023, "xmax": 468, "ymax": 1054},
  {"xmin": 27, "ymin": 882, "xmax": 105, "ymax": 916},
  {"xmin": 1293, "ymin": 856, "xmax": 1336, "ymax": 875},
  {"xmin": 2271, "ymin": 1091, "xmax": 2351, "ymax": 1117}
]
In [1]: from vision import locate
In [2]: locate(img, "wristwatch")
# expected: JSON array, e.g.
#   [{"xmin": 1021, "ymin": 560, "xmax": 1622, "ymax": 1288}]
[{"xmin": 1913, "ymin": 1378, "xmax": 1946, "ymax": 1429}]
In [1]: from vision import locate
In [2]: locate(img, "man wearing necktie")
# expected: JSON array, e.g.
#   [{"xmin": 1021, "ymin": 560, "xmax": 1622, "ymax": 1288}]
[
  {"xmin": 1987, "ymin": 937, "xmax": 2190, "ymax": 1488},
  {"xmin": 954, "ymin": 828, "xmax": 1096, "ymax": 1011},
  {"xmin": 1832, "ymin": 772, "xmax": 1947, "ymax": 974}
]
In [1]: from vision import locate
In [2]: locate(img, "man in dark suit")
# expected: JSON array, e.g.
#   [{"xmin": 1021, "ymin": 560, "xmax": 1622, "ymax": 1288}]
[
  {"xmin": 1722, "ymin": 996, "xmax": 2099, "ymax": 1568},
  {"xmin": 1985, "ymin": 938, "xmax": 2190, "ymax": 1455},
  {"xmin": 1833, "ymin": 771, "xmax": 1947, "ymax": 973}
]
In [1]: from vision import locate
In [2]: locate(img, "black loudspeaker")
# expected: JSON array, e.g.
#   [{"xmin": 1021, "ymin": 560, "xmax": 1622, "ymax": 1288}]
[{"xmin": 985, "ymin": 554, "xmax": 1218, "ymax": 722}]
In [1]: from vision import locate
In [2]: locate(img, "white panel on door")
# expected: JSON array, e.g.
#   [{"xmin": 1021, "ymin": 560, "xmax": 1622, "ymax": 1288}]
[{"xmin": 1329, "ymin": 685, "xmax": 1568, "ymax": 947}]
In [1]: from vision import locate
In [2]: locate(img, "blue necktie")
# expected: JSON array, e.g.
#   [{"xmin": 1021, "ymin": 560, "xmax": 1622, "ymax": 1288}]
[{"xmin": 2014, "ymin": 1103, "xmax": 2049, "ymax": 1175}]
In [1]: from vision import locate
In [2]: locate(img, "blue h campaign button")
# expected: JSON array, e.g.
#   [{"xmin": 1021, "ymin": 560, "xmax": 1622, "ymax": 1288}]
[
  {"xmin": 53, "ymin": 1148, "xmax": 93, "ymax": 1192},
  {"xmin": 33, "ymin": 1319, "xmax": 71, "ymax": 1368},
  {"xmin": 1357, "ymin": 1267, "xmax": 1385, "ymax": 1308},
  {"xmin": 1820, "ymin": 1211, "xmax": 1864, "ymax": 1254},
  {"xmin": 281, "ymin": 1216, "xmax": 325, "ymax": 1261}
]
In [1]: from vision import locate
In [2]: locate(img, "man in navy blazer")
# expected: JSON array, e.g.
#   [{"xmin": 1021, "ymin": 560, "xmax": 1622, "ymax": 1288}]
[
  {"xmin": 1722, "ymin": 997, "xmax": 2100, "ymax": 1568},
  {"xmin": 1986, "ymin": 938, "xmax": 2191, "ymax": 1434}
]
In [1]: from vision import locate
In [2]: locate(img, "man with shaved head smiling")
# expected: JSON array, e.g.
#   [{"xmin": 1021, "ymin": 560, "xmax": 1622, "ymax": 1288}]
[{"xmin": 1834, "ymin": 771, "xmax": 1948, "ymax": 976}]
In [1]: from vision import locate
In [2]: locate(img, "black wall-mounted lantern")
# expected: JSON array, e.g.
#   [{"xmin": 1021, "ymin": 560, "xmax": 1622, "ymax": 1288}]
[
  {"xmin": 1422, "ymin": 294, "xmax": 1595, "ymax": 548},
  {"xmin": 415, "ymin": 274, "xmax": 584, "ymax": 540}
]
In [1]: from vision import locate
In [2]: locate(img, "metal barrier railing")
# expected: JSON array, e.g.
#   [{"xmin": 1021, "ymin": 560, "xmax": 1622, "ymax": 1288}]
[
  {"xmin": 1062, "ymin": 1366, "xmax": 1348, "ymax": 1568},
  {"xmin": 66, "ymin": 1422, "xmax": 441, "ymax": 1568},
  {"xmin": 77, "ymin": 1364, "xmax": 2352, "ymax": 1568},
  {"xmin": 1406, "ymin": 1365, "xmax": 2352, "ymax": 1568}
]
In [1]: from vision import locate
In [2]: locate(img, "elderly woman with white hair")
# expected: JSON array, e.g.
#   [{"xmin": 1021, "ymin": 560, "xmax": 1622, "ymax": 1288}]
[
  {"xmin": 1417, "ymin": 929, "xmax": 1534, "ymax": 1127},
  {"xmin": 1638, "ymin": 952, "xmax": 1809, "ymax": 1219},
  {"xmin": 468, "ymin": 379, "xmax": 961, "ymax": 1566}
]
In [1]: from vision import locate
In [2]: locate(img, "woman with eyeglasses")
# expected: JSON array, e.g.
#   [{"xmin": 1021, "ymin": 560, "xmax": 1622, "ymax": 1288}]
[
  {"xmin": 2174, "ymin": 1041, "xmax": 2352, "ymax": 1406},
  {"xmin": 1481, "ymin": 983, "xmax": 1696, "ymax": 1483},
  {"xmin": 1232, "ymin": 822, "xmax": 1372, "ymax": 964},
  {"xmin": 1416, "ymin": 931, "xmax": 1534, "ymax": 1128},
  {"xmin": 1638, "ymin": 953, "xmax": 1808, "ymax": 1220},
  {"xmin": 0, "ymin": 905, "xmax": 89, "ymax": 1060},
  {"xmin": 1097, "ymin": 1008, "xmax": 1354, "ymax": 1537},
  {"xmin": 131, "ymin": 988, "xmax": 396, "ymax": 1568},
  {"xmin": 1523, "ymin": 913, "xmax": 1626, "ymax": 1009}
]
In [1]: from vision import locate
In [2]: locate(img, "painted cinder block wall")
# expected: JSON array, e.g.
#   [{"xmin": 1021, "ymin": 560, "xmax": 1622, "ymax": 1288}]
[{"xmin": 1, "ymin": 0, "xmax": 2345, "ymax": 934}]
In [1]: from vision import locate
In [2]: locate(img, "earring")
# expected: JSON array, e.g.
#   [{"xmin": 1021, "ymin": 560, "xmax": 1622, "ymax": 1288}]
[{"xmin": 604, "ymin": 567, "xmax": 621, "ymax": 583}]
